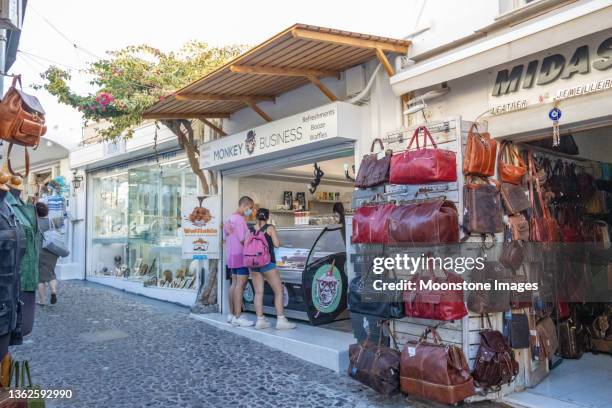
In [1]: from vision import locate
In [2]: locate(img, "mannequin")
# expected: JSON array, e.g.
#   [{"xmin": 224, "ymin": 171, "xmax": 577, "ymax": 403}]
[
  {"xmin": 0, "ymin": 171, "xmax": 20, "ymax": 359},
  {"xmin": 6, "ymin": 175, "xmax": 37, "ymax": 337}
]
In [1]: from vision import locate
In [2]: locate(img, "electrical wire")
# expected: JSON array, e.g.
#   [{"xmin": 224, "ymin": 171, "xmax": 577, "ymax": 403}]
[{"xmin": 18, "ymin": 50, "xmax": 82, "ymax": 71}]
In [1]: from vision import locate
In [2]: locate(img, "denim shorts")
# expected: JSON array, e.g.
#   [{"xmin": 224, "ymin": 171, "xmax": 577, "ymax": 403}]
[
  {"xmin": 230, "ymin": 267, "xmax": 250, "ymax": 276},
  {"xmin": 250, "ymin": 262, "xmax": 276, "ymax": 273}
]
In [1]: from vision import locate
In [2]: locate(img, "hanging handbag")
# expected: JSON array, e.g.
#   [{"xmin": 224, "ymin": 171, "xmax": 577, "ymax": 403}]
[
  {"xmin": 387, "ymin": 199, "xmax": 459, "ymax": 245},
  {"xmin": 351, "ymin": 203, "xmax": 394, "ymax": 244},
  {"xmin": 527, "ymin": 134, "xmax": 579, "ymax": 155},
  {"xmin": 389, "ymin": 126, "xmax": 456, "ymax": 185},
  {"xmin": 348, "ymin": 321, "xmax": 401, "ymax": 396},
  {"xmin": 472, "ymin": 314, "xmax": 519, "ymax": 392},
  {"xmin": 547, "ymin": 159, "xmax": 565, "ymax": 198},
  {"xmin": 400, "ymin": 326, "xmax": 475, "ymax": 405},
  {"xmin": 463, "ymin": 178, "xmax": 504, "ymax": 235},
  {"xmin": 507, "ymin": 214, "xmax": 529, "ymax": 241},
  {"xmin": 500, "ymin": 182, "xmax": 530, "ymax": 215},
  {"xmin": 463, "ymin": 123, "xmax": 497, "ymax": 177},
  {"xmin": 404, "ymin": 267, "xmax": 468, "ymax": 321},
  {"xmin": 42, "ymin": 218, "xmax": 70, "ymax": 258},
  {"xmin": 497, "ymin": 141, "xmax": 526, "ymax": 185},
  {"xmin": 528, "ymin": 153, "xmax": 561, "ymax": 242},
  {"xmin": 355, "ymin": 138, "xmax": 392, "ymax": 189},
  {"xmin": 577, "ymin": 171, "xmax": 596, "ymax": 200},
  {"xmin": 467, "ymin": 262, "xmax": 512, "ymax": 314},
  {"xmin": 504, "ymin": 311, "xmax": 530, "ymax": 349},
  {"xmin": 536, "ymin": 316, "xmax": 559, "ymax": 360},
  {"xmin": 499, "ymin": 241, "xmax": 524, "ymax": 271}
]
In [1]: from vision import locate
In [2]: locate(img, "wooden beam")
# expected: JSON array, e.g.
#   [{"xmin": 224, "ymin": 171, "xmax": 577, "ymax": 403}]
[
  {"xmin": 176, "ymin": 93, "xmax": 276, "ymax": 103},
  {"xmin": 230, "ymin": 64, "xmax": 339, "ymax": 79},
  {"xmin": 198, "ymin": 117, "xmax": 227, "ymax": 137},
  {"xmin": 291, "ymin": 27, "xmax": 410, "ymax": 54},
  {"xmin": 141, "ymin": 112, "xmax": 230, "ymax": 120},
  {"xmin": 375, "ymin": 48, "xmax": 395, "ymax": 76},
  {"xmin": 306, "ymin": 75, "xmax": 337, "ymax": 102},
  {"xmin": 245, "ymin": 101, "xmax": 272, "ymax": 122}
]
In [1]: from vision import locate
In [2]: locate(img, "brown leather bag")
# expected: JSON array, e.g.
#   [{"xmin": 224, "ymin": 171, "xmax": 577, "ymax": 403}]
[
  {"xmin": 387, "ymin": 199, "xmax": 459, "ymax": 245},
  {"xmin": 501, "ymin": 182, "xmax": 531, "ymax": 215},
  {"xmin": 0, "ymin": 75, "xmax": 47, "ymax": 177},
  {"xmin": 528, "ymin": 153, "xmax": 561, "ymax": 242},
  {"xmin": 400, "ymin": 327, "xmax": 475, "ymax": 405},
  {"xmin": 498, "ymin": 142, "xmax": 526, "ymax": 185},
  {"xmin": 499, "ymin": 241, "xmax": 524, "ymax": 271},
  {"xmin": 463, "ymin": 123, "xmax": 497, "ymax": 177},
  {"xmin": 348, "ymin": 321, "xmax": 400, "ymax": 396},
  {"xmin": 472, "ymin": 315, "xmax": 519, "ymax": 392},
  {"xmin": 467, "ymin": 262, "xmax": 512, "ymax": 314},
  {"xmin": 463, "ymin": 178, "xmax": 504, "ymax": 235},
  {"xmin": 536, "ymin": 316, "xmax": 559, "ymax": 359},
  {"xmin": 355, "ymin": 138, "xmax": 392, "ymax": 189},
  {"xmin": 508, "ymin": 214, "xmax": 529, "ymax": 241}
]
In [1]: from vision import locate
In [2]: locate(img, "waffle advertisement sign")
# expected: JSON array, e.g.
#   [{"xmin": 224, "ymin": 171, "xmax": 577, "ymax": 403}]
[{"xmin": 181, "ymin": 195, "xmax": 220, "ymax": 259}]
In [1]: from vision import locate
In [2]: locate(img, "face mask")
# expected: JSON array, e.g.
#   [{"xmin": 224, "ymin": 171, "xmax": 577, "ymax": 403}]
[{"xmin": 244, "ymin": 208, "xmax": 253, "ymax": 216}]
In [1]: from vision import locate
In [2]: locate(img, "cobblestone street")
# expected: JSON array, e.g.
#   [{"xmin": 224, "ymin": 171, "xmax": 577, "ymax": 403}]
[{"xmin": 11, "ymin": 281, "xmax": 507, "ymax": 408}]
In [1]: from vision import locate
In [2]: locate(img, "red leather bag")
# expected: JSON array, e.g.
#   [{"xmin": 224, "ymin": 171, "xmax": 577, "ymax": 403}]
[
  {"xmin": 352, "ymin": 203, "xmax": 394, "ymax": 244},
  {"xmin": 498, "ymin": 141, "xmax": 526, "ymax": 185},
  {"xmin": 387, "ymin": 199, "xmax": 459, "ymax": 245},
  {"xmin": 403, "ymin": 268, "xmax": 468, "ymax": 321},
  {"xmin": 463, "ymin": 123, "xmax": 497, "ymax": 177},
  {"xmin": 389, "ymin": 126, "xmax": 457, "ymax": 184}
]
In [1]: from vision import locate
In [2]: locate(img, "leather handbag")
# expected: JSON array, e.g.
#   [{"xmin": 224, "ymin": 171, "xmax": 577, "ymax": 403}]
[
  {"xmin": 507, "ymin": 214, "xmax": 529, "ymax": 241},
  {"xmin": 348, "ymin": 267, "xmax": 405, "ymax": 319},
  {"xmin": 467, "ymin": 262, "xmax": 512, "ymax": 314},
  {"xmin": 558, "ymin": 317, "xmax": 585, "ymax": 359},
  {"xmin": 387, "ymin": 199, "xmax": 459, "ymax": 245},
  {"xmin": 355, "ymin": 138, "xmax": 392, "ymax": 189},
  {"xmin": 400, "ymin": 327, "xmax": 475, "ymax": 405},
  {"xmin": 463, "ymin": 178, "xmax": 504, "ymax": 235},
  {"xmin": 348, "ymin": 321, "xmax": 401, "ymax": 396},
  {"xmin": 389, "ymin": 126, "xmax": 457, "ymax": 185},
  {"xmin": 404, "ymin": 268, "xmax": 468, "ymax": 321},
  {"xmin": 528, "ymin": 153, "xmax": 561, "ymax": 242},
  {"xmin": 536, "ymin": 316, "xmax": 560, "ymax": 359},
  {"xmin": 463, "ymin": 123, "xmax": 497, "ymax": 177},
  {"xmin": 499, "ymin": 241, "xmax": 524, "ymax": 271},
  {"xmin": 501, "ymin": 182, "xmax": 530, "ymax": 215},
  {"xmin": 0, "ymin": 75, "xmax": 47, "ymax": 178},
  {"xmin": 472, "ymin": 315, "xmax": 519, "ymax": 392},
  {"xmin": 352, "ymin": 203, "xmax": 394, "ymax": 244},
  {"xmin": 504, "ymin": 312, "xmax": 530, "ymax": 349},
  {"xmin": 497, "ymin": 141, "xmax": 526, "ymax": 185}
]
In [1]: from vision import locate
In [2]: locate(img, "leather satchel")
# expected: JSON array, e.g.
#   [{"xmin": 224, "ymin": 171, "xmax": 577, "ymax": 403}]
[
  {"xmin": 355, "ymin": 138, "xmax": 392, "ymax": 189},
  {"xmin": 498, "ymin": 141, "xmax": 526, "ymax": 185},
  {"xmin": 507, "ymin": 214, "xmax": 529, "ymax": 241},
  {"xmin": 528, "ymin": 153, "xmax": 561, "ymax": 242},
  {"xmin": 348, "ymin": 321, "xmax": 401, "ymax": 396},
  {"xmin": 467, "ymin": 262, "xmax": 512, "ymax": 314},
  {"xmin": 463, "ymin": 178, "xmax": 504, "ymax": 235},
  {"xmin": 463, "ymin": 123, "xmax": 497, "ymax": 177},
  {"xmin": 537, "ymin": 316, "xmax": 560, "ymax": 359},
  {"xmin": 387, "ymin": 199, "xmax": 459, "ymax": 245},
  {"xmin": 404, "ymin": 268, "xmax": 468, "ymax": 321},
  {"xmin": 501, "ymin": 182, "xmax": 530, "ymax": 215},
  {"xmin": 472, "ymin": 315, "xmax": 519, "ymax": 392},
  {"xmin": 389, "ymin": 126, "xmax": 457, "ymax": 184},
  {"xmin": 352, "ymin": 203, "xmax": 394, "ymax": 244},
  {"xmin": 499, "ymin": 241, "xmax": 524, "ymax": 271},
  {"xmin": 400, "ymin": 327, "xmax": 475, "ymax": 405}
]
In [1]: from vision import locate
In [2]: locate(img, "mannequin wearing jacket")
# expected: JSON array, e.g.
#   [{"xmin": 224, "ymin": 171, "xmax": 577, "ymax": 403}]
[
  {"xmin": 0, "ymin": 171, "xmax": 22, "ymax": 358},
  {"xmin": 6, "ymin": 175, "xmax": 38, "ymax": 337}
]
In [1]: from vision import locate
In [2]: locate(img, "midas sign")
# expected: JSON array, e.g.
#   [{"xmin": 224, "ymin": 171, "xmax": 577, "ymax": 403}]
[{"xmin": 492, "ymin": 36, "xmax": 612, "ymax": 97}]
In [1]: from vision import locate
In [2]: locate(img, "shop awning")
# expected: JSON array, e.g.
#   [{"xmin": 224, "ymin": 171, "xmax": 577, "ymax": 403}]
[{"xmin": 142, "ymin": 24, "xmax": 409, "ymax": 125}]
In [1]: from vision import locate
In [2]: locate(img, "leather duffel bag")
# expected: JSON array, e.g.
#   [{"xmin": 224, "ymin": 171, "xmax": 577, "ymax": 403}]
[
  {"xmin": 387, "ymin": 199, "xmax": 459, "ymax": 245},
  {"xmin": 400, "ymin": 327, "xmax": 475, "ymax": 405},
  {"xmin": 463, "ymin": 178, "xmax": 504, "ymax": 235},
  {"xmin": 389, "ymin": 126, "xmax": 456, "ymax": 185},
  {"xmin": 348, "ymin": 321, "xmax": 401, "ymax": 396},
  {"xmin": 463, "ymin": 123, "xmax": 497, "ymax": 177},
  {"xmin": 404, "ymin": 268, "xmax": 468, "ymax": 321},
  {"xmin": 355, "ymin": 138, "xmax": 392, "ymax": 189},
  {"xmin": 352, "ymin": 203, "xmax": 394, "ymax": 244}
]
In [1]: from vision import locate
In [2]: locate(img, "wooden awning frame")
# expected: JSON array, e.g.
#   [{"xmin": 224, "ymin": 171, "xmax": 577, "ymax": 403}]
[{"xmin": 143, "ymin": 24, "xmax": 410, "ymax": 126}]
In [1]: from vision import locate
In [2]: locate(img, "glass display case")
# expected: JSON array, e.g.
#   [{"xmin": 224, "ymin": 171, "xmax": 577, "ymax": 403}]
[{"xmin": 243, "ymin": 225, "xmax": 348, "ymax": 325}]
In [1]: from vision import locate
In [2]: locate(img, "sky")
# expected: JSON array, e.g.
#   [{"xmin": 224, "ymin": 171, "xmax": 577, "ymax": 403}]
[{"xmin": 5, "ymin": 0, "xmax": 425, "ymax": 149}]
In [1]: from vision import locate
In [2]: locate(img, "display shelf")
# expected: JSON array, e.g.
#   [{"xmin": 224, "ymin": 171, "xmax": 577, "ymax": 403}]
[{"xmin": 92, "ymin": 237, "xmax": 128, "ymax": 245}]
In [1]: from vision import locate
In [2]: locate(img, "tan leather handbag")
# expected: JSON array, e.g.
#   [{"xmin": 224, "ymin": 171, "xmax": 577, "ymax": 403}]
[
  {"xmin": 463, "ymin": 123, "xmax": 497, "ymax": 177},
  {"xmin": 498, "ymin": 141, "xmax": 526, "ymax": 185}
]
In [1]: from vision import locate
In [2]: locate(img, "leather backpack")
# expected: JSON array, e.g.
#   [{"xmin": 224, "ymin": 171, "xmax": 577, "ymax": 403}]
[
  {"xmin": 472, "ymin": 315, "xmax": 519, "ymax": 392},
  {"xmin": 497, "ymin": 141, "xmax": 526, "ymax": 184},
  {"xmin": 355, "ymin": 138, "xmax": 392, "ymax": 189},
  {"xmin": 464, "ymin": 123, "xmax": 497, "ymax": 177},
  {"xmin": 0, "ymin": 75, "xmax": 47, "ymax": 177},
  {"xmin": 463, "ymin": 178, "xmax": 504, "ymax": 235}
]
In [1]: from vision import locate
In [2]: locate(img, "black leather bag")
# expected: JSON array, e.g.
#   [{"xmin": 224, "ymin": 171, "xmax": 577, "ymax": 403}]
[
  {"xmin": 504, "ymin": 312, "xmax": 530, "ymax": 349},
  {"xmin": 348, "ymin": 273, "xmax": 404, "ymax": 319},
  {"xmin": 9, "ymin": 300, "xmax": 23, "ymax": 346}
]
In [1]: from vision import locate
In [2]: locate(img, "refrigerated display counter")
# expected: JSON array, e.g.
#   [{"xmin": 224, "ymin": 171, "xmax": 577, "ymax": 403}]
[{"xmin": 243, "ymin": 224, "xmax": 348, "ymax": 325}]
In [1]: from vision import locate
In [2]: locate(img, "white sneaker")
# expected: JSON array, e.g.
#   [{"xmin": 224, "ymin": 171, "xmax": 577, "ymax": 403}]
[
  {"xmin": 276, "ymin": 316, "xmax": 296, "ymax": 330},
  {"xmin": 255, "ymin": 318, "xmax": 271, "ymax": 330},
  {"xmin": 226, "ymin": 314, "xmax": 233, "ymax": 323},
  {"xmin": 231, "ymin": 316, "xmax": 254, "ymax": 327}
]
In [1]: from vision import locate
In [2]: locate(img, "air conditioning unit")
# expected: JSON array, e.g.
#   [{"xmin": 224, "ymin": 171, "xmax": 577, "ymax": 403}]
[{"xmin": 0, "ymin": 0, "xmax": 22, "ymax": 31}]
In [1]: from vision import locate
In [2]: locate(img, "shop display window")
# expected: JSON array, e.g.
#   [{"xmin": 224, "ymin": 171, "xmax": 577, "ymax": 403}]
[{"xmin": 89, "ymin": 155, "xmax": 198, "ymax": 290}]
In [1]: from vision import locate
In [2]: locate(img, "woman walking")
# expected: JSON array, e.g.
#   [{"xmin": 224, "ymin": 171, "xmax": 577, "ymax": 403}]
[{"xmin": 35, "ymin": 202, "xmax": 59, "ymax": 306}]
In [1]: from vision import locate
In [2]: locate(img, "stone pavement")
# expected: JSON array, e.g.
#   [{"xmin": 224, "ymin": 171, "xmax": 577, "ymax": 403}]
[{"xmin": 11, "ymin": 281, "xmax": 507, "ymax": 408}]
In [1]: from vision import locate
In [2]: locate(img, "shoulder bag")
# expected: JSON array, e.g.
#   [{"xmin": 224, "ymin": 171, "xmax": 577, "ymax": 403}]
[
  {"xmin": 42, "ymin": 218, "xmax": 70, "ymax": 258},
  {"xmin": 498, "ymin": 141, "xmax": 526, "ymax": 185},
  {"xmin": 536, "ymin": 316, "xmax": 560, "ymax": 360},
  {"xmin": 507, "ymin": 214, "xmax": 530, "ymax": 241},
  {"xmin": 387, "ymin": 198, "xmax": 459, "ymax": 245},
  {"xmin": 463, "ymin": 177, "xmax": 504, "ymax": 235},
  {"xmin": 355, "ymin": 138, "xmax": 392, "ymax": 189},
  {"xmin": 528, "ymin": 152, "xmax": 561, "ymax": 242},
  {"xmin": 348, "ymin": 321, "xmax": 401, "ymax": 396},
  {"xmin": 400, "ymin": 326, "xmax": 475, "ymax": 405},
  {"xmin": 389, "ymin": 126, "xmax": 457, "ymax": 185},
  {"xmin": 463, "ymin": 123, "xmax": 497, "ymax": 177}
]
